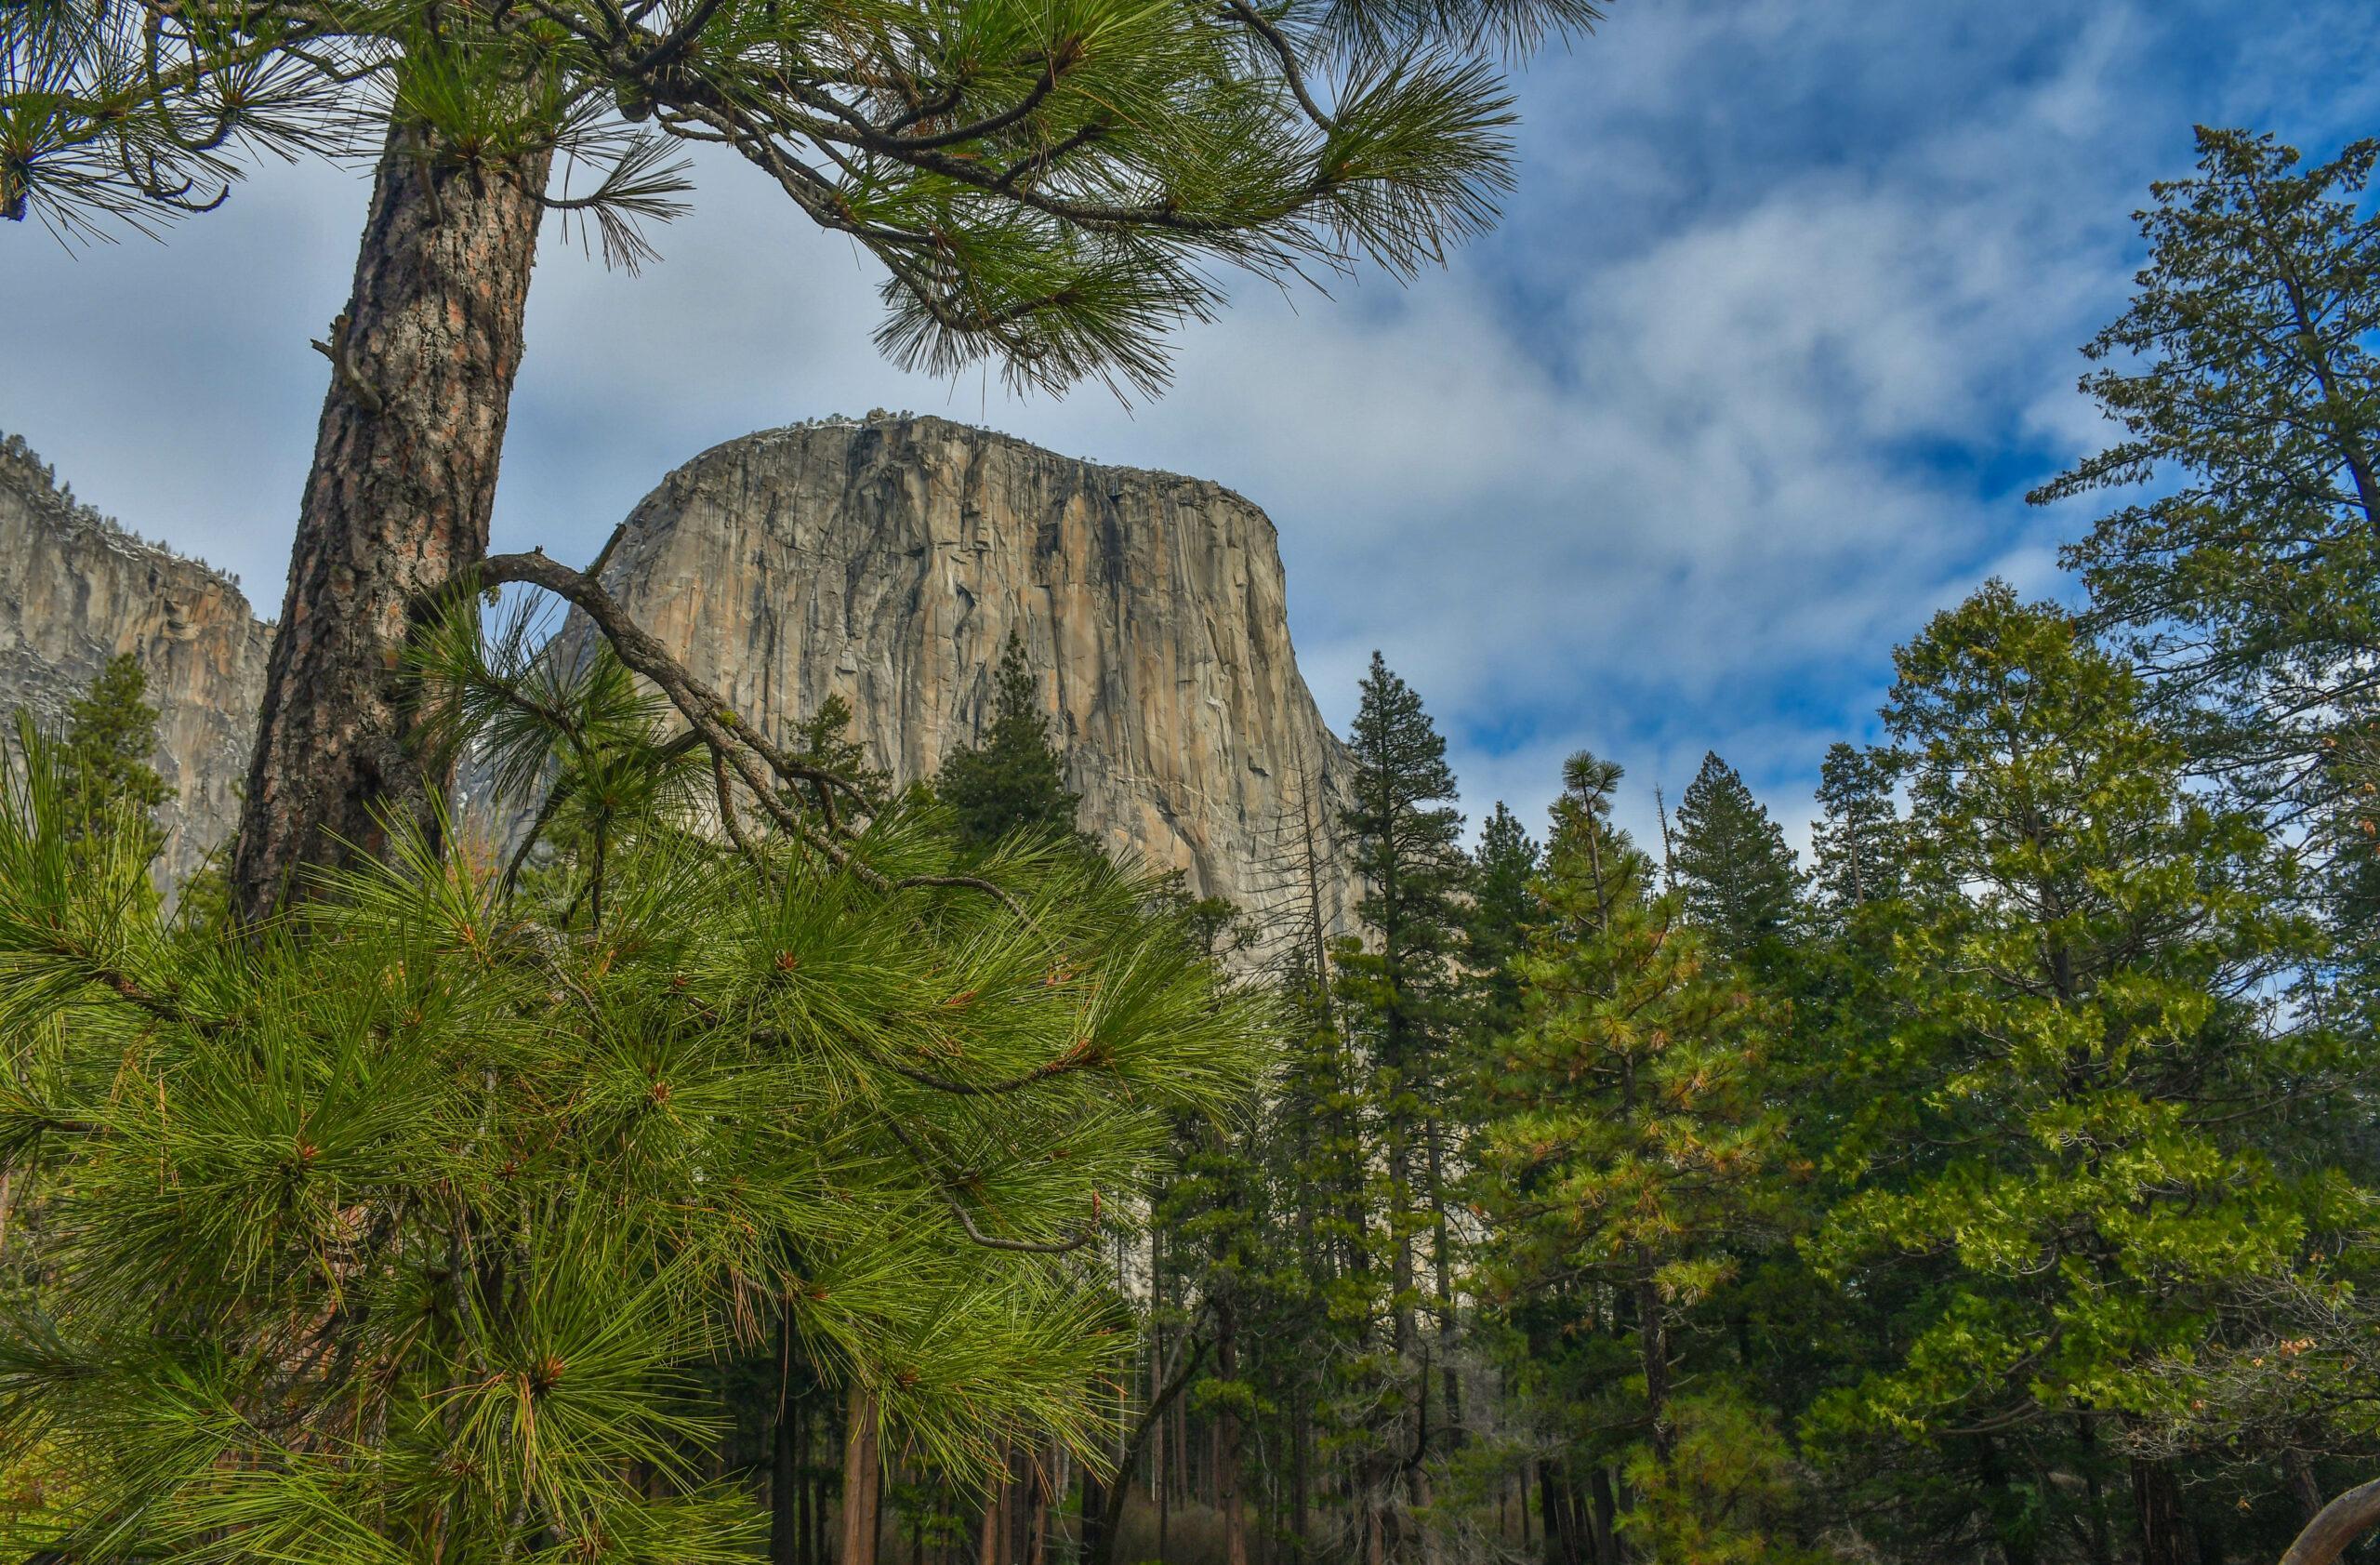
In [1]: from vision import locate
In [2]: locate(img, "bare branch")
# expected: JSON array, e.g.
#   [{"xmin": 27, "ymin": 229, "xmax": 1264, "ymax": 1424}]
[{"xmin": 310, "ymin": 311, "xmax": 383, "ymax": 415}]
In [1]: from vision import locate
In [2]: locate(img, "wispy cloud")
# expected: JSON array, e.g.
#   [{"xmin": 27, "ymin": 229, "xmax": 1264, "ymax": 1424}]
[{"xmin": 3, "ymin": 0, "xmax": 2374, "ymax": 858}]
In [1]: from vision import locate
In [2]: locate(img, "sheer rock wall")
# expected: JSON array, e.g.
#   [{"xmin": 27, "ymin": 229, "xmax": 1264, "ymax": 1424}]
[
  {"xmin": 553, "ymin": 415, "xmax": 1362, "ymax": 951},
  {"xmin": 0, "ymin": 419, "xmax": 1362, "ymax": 949},
  {"xmin": 0, "ymin": 433, "xmax": 272, "ymax": 895}
]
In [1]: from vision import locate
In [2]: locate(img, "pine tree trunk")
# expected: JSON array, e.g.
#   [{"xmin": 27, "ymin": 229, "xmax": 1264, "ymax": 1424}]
[
  {"xmin": 233, "ymin": 118, "xmax": 549, "ymax": 922},
  {"xmin": 843, "ymin": 1387, "xmax": 882, "ymax": 1565},
  {"xmin": 1634, "ymin": 1253, "xmax": 1671, "ymax": 1465},
  {"xmin": 774, "ymin": 1304, "xmax": 803, "ymax": 1565},
  {"xmin": 1537, "ymin": 1462, "xmax": 1571, "ymax": 1565},
  {"xmin": 1586, "ymin": 1467, "xmax": 1618, "ymax": 1565}
]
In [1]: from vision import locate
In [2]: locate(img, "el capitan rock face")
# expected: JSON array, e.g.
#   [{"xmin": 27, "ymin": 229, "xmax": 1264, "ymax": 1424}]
[
  {"xmin": 550, "ymin": 414, "xmax": 1363, "ymax": 948},
  {"xmin": 0, "ymin": 433, "xmax": 271, "ymax": 895},
  {"xmin": 0, "ymin": 420, "xmax": 1362, "ymax": 946}
]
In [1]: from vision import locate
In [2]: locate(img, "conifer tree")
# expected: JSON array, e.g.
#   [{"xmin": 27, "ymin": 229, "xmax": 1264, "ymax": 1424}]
[
  {"xmin": 936, "ymin": 631, "xmax": 1082, "ymax": 850},
  {"xmin": 2035, "ymin": 129, "xmax": 2380, "ymax": 809},
  {"xmin": 1808, "ymin": 740, "xmax": 1901, "ymax": 918},
  {"xmin": 0, "ymin": 601, "xmax": 1264, "ymax": 1565},
  {"xmin": 1807, "ymin": 583, "xmax": 2357, "ymax": 1565},
  {"xmin": 1334, "ymin": 651, "xmax": 1466, "ymax": 1372},
  {"xmin": 55, "ymin": 653, "xmax": 173, "ymax": 868},
  {"xmin": 1669, "ymin": 750, "xmax": 1800, "ymax": 961},
  {"xmin": 6, "ymin": 0, "xmax": 1605, "ymax": 922},
  {"xmin": 1476, "ymin": 751, "xmax": 1784, "ymax": 1547},
  {"xmin": 1463, "ymin": 801, "xmax": 1540, "ymax": 1041}
]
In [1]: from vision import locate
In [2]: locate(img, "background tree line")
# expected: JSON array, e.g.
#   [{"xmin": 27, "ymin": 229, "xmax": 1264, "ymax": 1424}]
[{"xmin": 940, "ymin": 125, "xmax": 2380, "ymax": 1565}]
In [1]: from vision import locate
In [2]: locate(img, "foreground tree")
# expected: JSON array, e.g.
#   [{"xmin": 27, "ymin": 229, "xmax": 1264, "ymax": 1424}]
[
  {"xmin": 4, "ymin": 0, "xmax": 1607, "ymax": 922},
  {"xmin": 0, "ymin": 609, "xmax": 1263, "ymax": 1562}
]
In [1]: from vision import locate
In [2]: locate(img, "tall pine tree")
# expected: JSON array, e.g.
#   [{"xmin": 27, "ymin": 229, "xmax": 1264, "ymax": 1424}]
[
  {"xmin": 1477, "ymin": 751, "xmax": 1785, "ymax": 1556},
  {"xmin": 1333, "ymin": 651, "xmax": 1468, "ymax": 1498},
  {"xmin": 2036, "ymin": 130, "xmax": 2380, "ymax": 813},
  {"xmin": 1464, "ymin": 802, "xmax": 1540, "ymax": 1041},
  {"xmin": 56, "ymin": 653, "xmax": 172, "ymax": 867}
]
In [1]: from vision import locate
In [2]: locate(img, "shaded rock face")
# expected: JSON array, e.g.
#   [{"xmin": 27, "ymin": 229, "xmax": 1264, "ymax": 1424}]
[
  {"xmin": 559, "ymin": 415, "xmax": 1362, "ymax": 952},
  {"xmin": 0, "ymin": 433, "xmax": 272, "ymax": 895}
]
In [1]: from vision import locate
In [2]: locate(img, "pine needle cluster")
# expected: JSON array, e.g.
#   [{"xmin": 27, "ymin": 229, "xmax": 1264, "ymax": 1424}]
[
  {"xmin": 5, "ymin": 0, "xmax": 1605, "ymax": 395},
  {"xmin": 0, "ymin": 604, "xmax": 1267, "ymax": 1563}
]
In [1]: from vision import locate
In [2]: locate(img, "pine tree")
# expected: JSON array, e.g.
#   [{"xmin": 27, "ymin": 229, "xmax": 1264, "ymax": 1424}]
[
  {"xmin": 936, "ymin": 631, "xmax": 1083, "ymax": 850},
  {"xmin": 2035, "ymin": 129, "xmax": 2380, "ymax": 812},
  {"xmin": 0, "ymin": 603, "xmax": 1265, "ymax": 1565},
  {"xmin": 1463, "ymin": 802, "xmax": 1540, "ymax": 1041},
  {"xmin": 1808, "ymin": 741, "xmax": 1901, "ymax": 918},
  {"xmin": 1669, "ymin": 751, "xmax": 1800, "ymax": 960},
  {"xmin": 1333, "ymin": 651, "xmax": 1466, "ymax": 1372},
  {"xmin": 1476, "ymin": 751, "xmax": 1784, "ymax": 1542},
  {"xmin": 5, "ymin": 0, "xmax": 1602, "ymax": 923}
]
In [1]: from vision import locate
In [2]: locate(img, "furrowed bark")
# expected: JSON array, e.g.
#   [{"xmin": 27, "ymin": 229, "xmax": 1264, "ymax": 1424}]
[{"xmin": 233, "ymin": 118, "xmax": 550, "ymax": 922}]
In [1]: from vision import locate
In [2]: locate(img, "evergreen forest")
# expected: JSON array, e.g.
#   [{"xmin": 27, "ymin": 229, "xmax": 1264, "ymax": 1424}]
[{"xmin": 6, "ymin": 117, "xmax": 2380, "ymax": 1565}]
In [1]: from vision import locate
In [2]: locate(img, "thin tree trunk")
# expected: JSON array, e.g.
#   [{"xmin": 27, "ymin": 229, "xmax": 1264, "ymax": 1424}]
[
  {"xmin": 1217, "ymin": 1310, "xmax": 1248, "ymax": 1565},
  {"xmin": 1586, "ymin": 1467, "xmax": 1618, "ymax": 1565},
  {"xmin": 1634, "ymin": 1253, "xmax": 1671, "ymax": 1465},
  {"xmin": 980, "ymin": 1470, "xmax": 1003, "ymax": 1565},
  {"xmin": 843, "ymin": 1387, "xmax": 882, "ymax": 1565},
  {"xmin": 233, "ymin": 117, "xmax": 550, "ymax": 922},
  {"xmin": 1289, "ymin": 1396, "xmax": 1309, "ymax": 1563},
  {"xmin": 1090, "ymin": 1336, "xmax": 1206, "ymax": 1565},
  {"xmin": 774, "ymin": 1303, "xmax": 802, "ymax": 1565},
  {"xmin": 1538, "ymin": 1461, "xmax": 1570, "ymax": 1565}
]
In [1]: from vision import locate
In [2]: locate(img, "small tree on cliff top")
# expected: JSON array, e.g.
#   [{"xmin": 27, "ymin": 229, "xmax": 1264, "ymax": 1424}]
[{"xmin": 4, "ymin": 0, "xmax": 1609, "ymax": 922}]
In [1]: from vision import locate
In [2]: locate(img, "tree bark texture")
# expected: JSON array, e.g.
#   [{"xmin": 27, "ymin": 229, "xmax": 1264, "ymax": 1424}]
[
  {"xmin": 233, "ymin": 117, "xmax": 549, "ymax": 922},
  {"xmin": 2129, "ymin": 1457, "xmax": 2200, "ymax": 1565}
]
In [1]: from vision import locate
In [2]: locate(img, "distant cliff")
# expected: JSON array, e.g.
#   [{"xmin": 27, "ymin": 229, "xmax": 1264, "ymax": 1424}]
[
  {"xmin": 0, "ymin": 433, "xmax": 271, "ymax": 895},
  {"xmin": 547, "ymin": 414, "xmax": 1363, "ymax": 949},
  {"xmin": 0, "ymin": 420, "xmax": 1362, "ymax": 948}
]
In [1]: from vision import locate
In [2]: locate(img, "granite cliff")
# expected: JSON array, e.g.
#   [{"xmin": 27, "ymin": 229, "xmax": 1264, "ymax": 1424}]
[
  {"xmin": 548, "ymin": 414, "xmax": 1362, "ymax": 948},
  {"xmin": 0, "ymin": 420, "xmax": 1362, "ymax": 946},
  {"xmin": 0, "ymin": 433, "xmax": 272, "ymax": 894}
]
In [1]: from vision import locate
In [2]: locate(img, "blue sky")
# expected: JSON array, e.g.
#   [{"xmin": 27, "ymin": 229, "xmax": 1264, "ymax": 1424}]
[{"xmin": 6, "ymin": 0, "xmax": 2378, "ymax": 852}]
